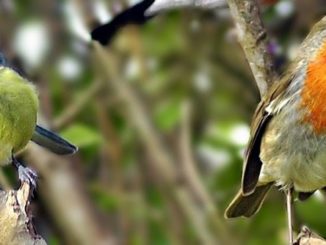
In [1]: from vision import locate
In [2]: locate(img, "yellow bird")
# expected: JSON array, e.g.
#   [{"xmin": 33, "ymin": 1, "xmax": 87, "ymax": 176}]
[{"xmin": 0, "ymin": 56, "xmax": 76, "ymax": 187}]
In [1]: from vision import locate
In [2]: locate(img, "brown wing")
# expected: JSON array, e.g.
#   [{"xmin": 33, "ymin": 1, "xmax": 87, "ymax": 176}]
[
  {"xmin": 241, "ymin": 75, "xmax": 292, "ymax": 196},
  {"xmin": 225, "ymin": 183, "xmax": 273, "ymax": 218},
  {"xmin": 242, "ymin": 102, "xmax": 271, "ymax": 195}
]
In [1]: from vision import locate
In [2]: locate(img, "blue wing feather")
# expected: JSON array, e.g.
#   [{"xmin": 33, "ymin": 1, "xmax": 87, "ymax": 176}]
[{"xmin": 32, "ymin": 125, "xmax": 77, "ymax": 155}]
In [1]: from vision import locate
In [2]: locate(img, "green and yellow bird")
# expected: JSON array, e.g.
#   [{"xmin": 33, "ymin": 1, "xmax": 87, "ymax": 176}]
[{"xmin": 0, "ymin": 56, "xmax": 77, "ymax": 186}]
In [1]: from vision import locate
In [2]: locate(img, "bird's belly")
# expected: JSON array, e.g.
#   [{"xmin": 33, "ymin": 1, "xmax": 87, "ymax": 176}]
[
  {"xmin": 259, "ymin": 104, "xmax": 326, "ymax": 192},
  {"xmin": 260, "ymin": 149, "xmax": 326, "ymax": 192},
  {"xmin": 0, "ymin": 81, "xmax": 38, "ymax": 153}
]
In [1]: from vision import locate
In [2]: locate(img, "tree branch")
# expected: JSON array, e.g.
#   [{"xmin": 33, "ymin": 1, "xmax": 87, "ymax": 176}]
[
  {"xmin": 146, "ymin": 0, "xmax": 227, "ymax": 15},
  {"xmin": 92, "ymin": 42, "xmax": 238, "ymax": 245},
  {"xmin": 0, "ymin": 182, "xmax": 47, "ymax": 245},
  {"xmin": 53, "ymin": 79, "xmax": 105, "ymax": 130},
  {"xmin": 147, "ymin": 0, "xmax": 275, "ymax": 96},
  {"xmin": 226, "ymin": 0, "xmax": 276, "ymax": 96},
  {"xmin": 294, "ymin": 227, "xmax": 326, "ymax": 245}
]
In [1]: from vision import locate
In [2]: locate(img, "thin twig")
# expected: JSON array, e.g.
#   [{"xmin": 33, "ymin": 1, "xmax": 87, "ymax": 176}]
[
  {"xmin": 92, "ymin": 42, "xmax": 238, "ymax": 245},
  {"xmin": 179, "ymin": 100, "xmax": 211, "ymax": 206},
  {"xmin": 53, "ymin": 79, "xmax": 105, "ymax": 130},
  {"xmin": 179, "ymin": 100, "xmax": 236, "ymax": 244},
  {"xmin": 146, "ymin": 0, "xmax": 227, "ymax": 15},
  {"xmin": 93, "ymin": 43, "xmax": 177, "ymax": 184}
]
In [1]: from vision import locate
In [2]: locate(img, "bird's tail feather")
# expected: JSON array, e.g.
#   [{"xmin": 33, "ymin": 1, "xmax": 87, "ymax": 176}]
[
  {"xmin": 31, "ymin": 125, "xmax": 77, "ymax": 155},
  {"xmin": 225, "ymin": 183, "xmax": 272, "ymax": 218}
]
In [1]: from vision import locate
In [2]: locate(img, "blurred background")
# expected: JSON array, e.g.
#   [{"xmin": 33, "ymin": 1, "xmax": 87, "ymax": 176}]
[{"xmin": 1, "ymin": 0, "xmax": 326, "ymax": 244}]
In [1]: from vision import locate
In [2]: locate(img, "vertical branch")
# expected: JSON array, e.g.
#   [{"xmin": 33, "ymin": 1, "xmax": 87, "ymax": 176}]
[
  {"xmin": 179, "ymin": 101, "xmax": 210, "ymax": 205},
  {"xmin": 226, "ymin": 0, "xmax": 276, "ymax": 96},
  {"xmin": 93, "ymin": 44, "xmax": 177, "ymax": 183},
  {"xmin": 0, "ymin": 183, "xmax": 47, "ymax": 244},
  {"xmin": 92, "ymin": 43, "xmax": 238, "ymax": 245},
  {"xmin": 178, "ymin": 100, "xmax": 238, "ymax": 244}
]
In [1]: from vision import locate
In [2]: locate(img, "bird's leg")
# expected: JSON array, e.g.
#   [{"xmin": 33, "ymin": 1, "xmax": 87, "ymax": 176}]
[
  {"xmin": 286, "ymin": 188, "xmax": 294, "ymax": 245},
  {"xmin": 12, "ymin": 156, "xmax": 37, "ymax": 189}
]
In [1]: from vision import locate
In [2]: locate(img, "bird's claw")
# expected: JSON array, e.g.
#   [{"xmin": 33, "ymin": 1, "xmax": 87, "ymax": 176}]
[{"xmin": 18, "ymin": 165, "xmax": 38, "ymax": 189}]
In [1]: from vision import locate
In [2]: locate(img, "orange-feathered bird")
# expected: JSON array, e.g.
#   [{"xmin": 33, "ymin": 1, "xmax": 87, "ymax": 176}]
[{"xmin": 225, "ymin": 16, "xmax": 326, "ymax": 245}]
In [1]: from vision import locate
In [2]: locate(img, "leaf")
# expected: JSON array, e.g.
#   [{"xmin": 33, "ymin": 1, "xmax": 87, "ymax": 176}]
[
  {"xmin": 154, "ymin": 99, "xmax": 181, "ymax": 131},
  {"xmin": 60, "ymin": 124, "xmax": 102, "ymax": 148}
]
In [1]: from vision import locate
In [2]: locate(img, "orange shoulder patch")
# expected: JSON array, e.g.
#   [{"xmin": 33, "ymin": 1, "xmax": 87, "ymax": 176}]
[{"xmin": 301, "ymin": 41, "xmax": 326, "ymax": 134}]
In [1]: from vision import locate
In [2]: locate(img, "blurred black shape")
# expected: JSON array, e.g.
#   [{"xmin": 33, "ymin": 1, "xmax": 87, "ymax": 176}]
[
  {"xmin": 0, "ymin": 52, "xmax": 8, "ymax": 66},
  {"xmin": 91, "ymin": 0, "xmax": 155, "ymax": 45}
]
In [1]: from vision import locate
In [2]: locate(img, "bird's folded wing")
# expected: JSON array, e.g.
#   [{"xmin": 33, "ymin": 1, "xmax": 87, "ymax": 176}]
[
  {"xmin": 242, "ymin": 76, "xmax": 292, "ymax": 195},
  {"xmin": 31, "ymin": 125, "xmax": 77, "ymax": 155}
]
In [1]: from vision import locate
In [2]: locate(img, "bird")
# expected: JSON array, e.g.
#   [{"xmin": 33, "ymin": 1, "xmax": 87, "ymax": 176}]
[
  {"xmin": 225, "ymin": 16, "xmax": 326, "ymax": 245},
  {"xmin": 0, "ymin": 55, "xmax": 77, "ymax": 188},
  {"xmin": 91, "ymin": 0, "xmax": 155, "ymax": 45},
  {"xmin": 90, "ymin": 0, "xmax": 282, "ymax": 46}
]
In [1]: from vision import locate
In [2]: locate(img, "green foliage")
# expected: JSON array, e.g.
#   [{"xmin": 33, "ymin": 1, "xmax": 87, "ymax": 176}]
[
  {"xmin": 89, "ymin": 185, "xmax": 121, "ymax": 212},
  {"xmin": 48, "ymin": 236, "xmax": 60, "ymax": 245},
  {"xmin": 296, "ymin": 195, "xmax": 326, "ymax": 237},
  {"xmin": 154, "ymin": 98, "xmax": 182, "ymax": 131},
  {"xmin": 60, "ymin": 124, "xmax": 102, "ymax": 149},
  {"xmin": 5, "ymin": 1, "xmax": 325, "ymax": 244}
]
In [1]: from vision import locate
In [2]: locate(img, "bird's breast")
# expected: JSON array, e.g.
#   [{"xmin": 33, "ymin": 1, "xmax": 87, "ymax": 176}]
[
  {"xmin": 300, "ymin": 40, "xmax": 326, "ymax": 134},
  {"xmin": 0, "ymin": 79, "xmax": 38, "ymax": 155},
  {"xmin": 259, "ymin": 88, "xmax": 326, "ymax": 191}
]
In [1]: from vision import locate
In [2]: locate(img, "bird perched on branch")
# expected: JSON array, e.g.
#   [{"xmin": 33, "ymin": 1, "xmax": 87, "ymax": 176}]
[
  {"xmin": 91, "ymin": 0, "xmax": 155, "ymax": 45},
  {"xmin": 225, "ymin": 16, "xmax": 326, "ymax": 245},
  {"xmin": 0, "ymin": 55, "xmax": 77, "ymax": 187},
  {"xmin": 90, "ymin": 0, "xmax": 283, "ymax": 46}
]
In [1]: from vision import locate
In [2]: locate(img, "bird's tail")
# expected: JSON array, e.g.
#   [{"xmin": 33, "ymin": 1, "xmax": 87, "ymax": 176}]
[
  {"xmin": 91, "ymin": 22, "xmax": 119, "ymax": 46},
  {"xmin": 90, "ymin": 0, "xmax": 155, "ymax": 45},
  {"xmin": 31, "ymin": 125, "xmax": 77, "ymax": 155},
  {"xmin": 225, "ymin": 183, "xmax": 272, "ymax": 218}
]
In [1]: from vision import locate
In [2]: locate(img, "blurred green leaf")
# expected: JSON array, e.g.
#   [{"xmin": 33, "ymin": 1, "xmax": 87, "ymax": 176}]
[
  {"xmin": 154, "ymin": 99, "xmax": 181, "ymax": 131},
  {"xmin": 48, "ymin": 236, "xmax": 60, "ymax": 245},
  {"xmin": 296, "ymin": 195, "xmax": 326, "ymax": 237},
  {"xmin": 143, "ymin": 13, "xmax": 185, "ymax": 57},
  {"xmin": 90, "ymin": 186, "xmax": 120, "ymax": 212},
  {"xmin": 60, "ymin": 124, "xmax": 102, "ymax": 148},
  {"xmin": 149, "ymin": 220, "xmax": 171, "ymax": 245}
]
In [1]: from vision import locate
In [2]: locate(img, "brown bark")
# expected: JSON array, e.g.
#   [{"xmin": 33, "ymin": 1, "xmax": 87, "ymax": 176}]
[
  {"xmin": 294, "ymin": 227, "xmax": 326, "ymax": 245},
  {"xmin": 226, "ymin": 0, "xmax": 276, "ymax": 96},
  {"xmin": 0, "ymin": 182, "xmax": 47, "ymax": 245}
]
